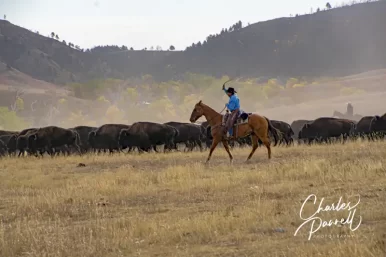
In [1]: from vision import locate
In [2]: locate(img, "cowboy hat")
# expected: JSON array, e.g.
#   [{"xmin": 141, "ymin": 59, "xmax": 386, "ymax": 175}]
[{"xmin": 226, "ymin": 87, "xmax": 237, "ymax": 94}]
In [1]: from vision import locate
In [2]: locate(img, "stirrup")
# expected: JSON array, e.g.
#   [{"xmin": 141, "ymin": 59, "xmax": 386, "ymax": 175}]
[{"xmin": 225, "ymin": 132, "xmax": 233, "ymax": 140}]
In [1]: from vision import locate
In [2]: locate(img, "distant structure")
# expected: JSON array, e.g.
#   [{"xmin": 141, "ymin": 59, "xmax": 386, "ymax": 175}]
[
  {"xmin": 332, "ymin": 102, "xmax": 363, "ymax": 121},
  {"xmin": 346, "ymin": 102, "xmax": 353, "ymax": 117}
]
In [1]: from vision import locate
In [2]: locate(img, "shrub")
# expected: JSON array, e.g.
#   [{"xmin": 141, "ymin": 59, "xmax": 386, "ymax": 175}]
[
  {"xmin": 0, "ymin": 107, "xmax": 29, "ymax": 131},
  {"xmin": 340, "ymin": 87, "xmax": 365, "ymax": 96}
]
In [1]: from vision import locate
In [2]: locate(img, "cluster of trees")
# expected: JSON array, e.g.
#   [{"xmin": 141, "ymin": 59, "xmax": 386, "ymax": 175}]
[
  {"xmin": 186, "ymin": 21, "xmax": 243, "ymax": 51},
  {"xmin": 0, "ymin": 73, "xmax": 367, "ymax": 130},
  {"xmin": 292, "ymin": 0, "xmax": 380, "ymax": 16},
  {"xmin": 49, "ymin": 31, "xmax": 82, "ymax": 51},
  {"xmin": 89, "ymin": 45, "xmax": 176, "ymax": 53},
  {"xmin": 91, "ymin": 45, "xmax": 133, "ymax": 53},
  {"xmin": 45, "ymin": 35, "xmax": 176, "ymax": 54}
]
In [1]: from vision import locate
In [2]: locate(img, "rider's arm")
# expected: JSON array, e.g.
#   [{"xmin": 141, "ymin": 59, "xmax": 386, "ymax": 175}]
[{"xmin": 226, "ymin": 96, "xmax": 236, "ymax": 111}]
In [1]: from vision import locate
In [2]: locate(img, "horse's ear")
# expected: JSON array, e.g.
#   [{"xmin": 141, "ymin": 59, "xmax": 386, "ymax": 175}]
[{"xmin": 198, "ymin": 100, "xmax": 202, "ymax": 105}]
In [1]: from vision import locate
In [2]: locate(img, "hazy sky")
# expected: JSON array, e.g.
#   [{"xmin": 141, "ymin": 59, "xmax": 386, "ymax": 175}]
[{"xmin": 1, "ymin": 0, "xmax": 342, "ymax": 50}]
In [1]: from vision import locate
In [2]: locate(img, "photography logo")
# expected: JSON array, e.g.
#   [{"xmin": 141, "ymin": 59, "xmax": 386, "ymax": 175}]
[{"xmin": 294, "ymin": 194, "xmax": 362, "ymax": 240}]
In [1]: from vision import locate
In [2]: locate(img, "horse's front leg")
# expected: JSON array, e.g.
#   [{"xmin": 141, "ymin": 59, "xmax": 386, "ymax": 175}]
[
  {"xmin": 206, "ymin": 138, "xmax": 220, "ymax": 164},
  {"xmin": 222, "ymin": 140, "xmax": 233, "ymax": 165}
]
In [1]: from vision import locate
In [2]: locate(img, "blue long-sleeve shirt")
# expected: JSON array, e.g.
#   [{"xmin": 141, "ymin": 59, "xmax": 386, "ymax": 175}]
[{"xmin": 223, "ymin": 88, "xmax": 240, "ymax": 111}]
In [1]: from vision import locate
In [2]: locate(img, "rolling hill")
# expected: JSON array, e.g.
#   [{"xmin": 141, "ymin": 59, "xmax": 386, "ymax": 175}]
[{"xmin": 1, "ymin": 1, "xmax": 386, "ymax": 85}]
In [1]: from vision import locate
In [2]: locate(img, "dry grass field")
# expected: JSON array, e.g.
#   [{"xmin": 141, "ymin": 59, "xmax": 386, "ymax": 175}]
[{"xmin": 0, "ymin": 141, "xmax": 385, "ymax": 257}]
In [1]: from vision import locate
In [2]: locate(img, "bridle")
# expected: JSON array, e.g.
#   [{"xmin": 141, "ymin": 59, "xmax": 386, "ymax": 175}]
[{"xmin": 196, "ymin": 106, "xmax": 227, "ymax": 130}]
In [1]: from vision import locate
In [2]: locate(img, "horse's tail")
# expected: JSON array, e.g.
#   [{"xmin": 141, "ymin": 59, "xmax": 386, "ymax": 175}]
[{"xmin": 264, "ymin": 117, "xmax": 279, "ymax": 146}]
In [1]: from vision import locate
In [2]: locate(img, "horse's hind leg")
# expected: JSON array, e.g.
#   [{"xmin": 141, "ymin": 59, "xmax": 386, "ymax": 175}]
[
  {"xmin": 221, "ymin": 140, "xmax": 233, "ymax": 164},
  {"xmin": 246, "ymin": 134, "xmax": 259, "ymax": 162},
  {"xmin": 206, "ymin": 139, "xmax": 219, "ymax": 163},
  {"xmin": 261, "ymin": 135, "xmax": 272, "ymax": 159},
  {"xmin": 253, "ymin": 129, "xmax": 272, "ymax": 160}
]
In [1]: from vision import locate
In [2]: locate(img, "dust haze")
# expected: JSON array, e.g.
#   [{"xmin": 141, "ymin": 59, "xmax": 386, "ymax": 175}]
[{"xmin": 2, "ymin": 68, "xmax": 385, "ymax": 131}]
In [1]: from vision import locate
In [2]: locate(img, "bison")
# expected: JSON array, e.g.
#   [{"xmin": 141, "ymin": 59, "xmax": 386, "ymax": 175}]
[
  {"xmin": 0, "ymin": 134, "xmax": 17, "ymax": 156},
  {"xmin": 69, "ymin": 126, "xmax": 97, "ymax": 153},
  {"xmin": 369, "ymin": 114, "xmax": 386, "ymax": 138},
  {"xmin": 271, "ymin": 120, "xmax": 294, "ymax": 146},
  {"xmin": 0, "ymin": 130, "xmax": 18, "ymax": 137},
  {"xmin": 290, "ymin": 120, "xmax": 313, "ymax": 140},
  {"xmin": 16, "ymin": 128, "xmax": 38, "ymax": 157},
  {"xmin": 299, "ymin": 117, "xmax": 356, "ymax": 144},
  {"xmin": 88, "ymin": 124, "xmax": 130, "ymax": 153},
  {"xmin": 119, "ymin": 122, "xmax": 178, "ymax": 153},
  {"xmin": 0, "ymin": 138, "xmax": 7, "ymax": 156},
  {"xmin": 27, "ymin": 126, "xmax": 81, "ymax": 156},
  {"xmin": 164, "ymin": 122, "xmax": 206, "ymax": 151},
  {"xmin": 355, "ymin": 116, "xmax": 375, "ymax": 140}
]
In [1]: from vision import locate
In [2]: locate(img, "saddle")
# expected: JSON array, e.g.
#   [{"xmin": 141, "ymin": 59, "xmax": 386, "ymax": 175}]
[
  {"xmin": 236, "ymin": 111, "xmax": 251, "ymax": 125},
  {"xmin": 222, "ymin": 110, "xmax": 251, "ymax": 127}
]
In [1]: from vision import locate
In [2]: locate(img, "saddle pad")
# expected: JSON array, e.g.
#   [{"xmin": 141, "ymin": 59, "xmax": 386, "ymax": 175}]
[{"xmin": 239, "ymin": 112, "xmax": 250, "ymax": 120}]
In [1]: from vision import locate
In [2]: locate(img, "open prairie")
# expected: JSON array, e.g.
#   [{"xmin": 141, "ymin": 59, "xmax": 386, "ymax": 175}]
[{"xmin": 0, "ymin": 140, "xmax": 385, "ymax": 257}]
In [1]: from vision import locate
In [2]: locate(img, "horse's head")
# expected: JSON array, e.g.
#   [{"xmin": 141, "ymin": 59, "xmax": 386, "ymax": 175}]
[{"xmin": 189, "ymin": 100, "xmax": 204, "ymax": 123}]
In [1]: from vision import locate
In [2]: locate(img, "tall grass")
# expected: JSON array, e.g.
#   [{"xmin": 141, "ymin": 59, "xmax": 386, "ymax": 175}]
[{"xmin": 0, "ymin": 141, "xmax": 385, "ymax": 256}]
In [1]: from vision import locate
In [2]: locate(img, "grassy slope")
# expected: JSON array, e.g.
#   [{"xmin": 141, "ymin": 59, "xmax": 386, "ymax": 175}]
[{"xmin": 0, "ymin": 141, "xmax": 385, "ymax": 256}]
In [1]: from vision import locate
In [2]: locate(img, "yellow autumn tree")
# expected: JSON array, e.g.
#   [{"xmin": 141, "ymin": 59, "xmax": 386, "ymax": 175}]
[
  {"xmin": 97, "ymin": 95, "xmax": 110, "ymax": 104},
  {"xmin": 0, "ymin": 107, "xmax": 29, "ymax": 130},
  {"xmin": 65, "ymin": 110, "xmax": 88, "ymax": 127},
  {"xmin": 15, "ymin": 97, "xmax": 24, "ymax": 111},
  {"xmin": 104, "ymin": 105, "xmax": 126, "ymax": 123},
  {"xmin": 292, "ymin": 83, "xmax": 305, "ymax": 89},
  {"xmin": 125, "ymin": 88, "xmax": 139, "ymax": 103},
  {"xmin": 286, "ymin": 78, "xmax": 299, "ymax": 88},
  {"xmin": 149, "ymin": 96, "xmax": 177, "ymax": 122}
]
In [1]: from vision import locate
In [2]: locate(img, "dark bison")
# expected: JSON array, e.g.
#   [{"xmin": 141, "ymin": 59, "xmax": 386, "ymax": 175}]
[
  {"xmin": 69, "ymin": 126, "xmax": 97, "ymax": 153},
  {"xmin": 0, "ymin": 134, "xmax": 18, "ymax": 155},
  {"xmin": 355, "ymin": 116, "xmax": 375, "ymax": 140},
  {"xmin": 299, "ymin": 117, "xmax": 356, "ymax": 144},
  {"xmin": 119, "ymin": 122, "xmax": 178, "ymax": 153},
  {"xmin": 290, "ymin": 120, "xmax": 313, "ymax": 140},
  {"xmin": 16, "ymin": 128, "xmax": 38, "ymax": 157},
  {"xmin": 0, "ymin": 138, "xmax": 7, "ymax": 156},
  {"xmin": 0, "ymin": 130, "xmax": 18, "ymax": 137},
  {"xmin": 28, "ymin": 126, "xmax": 81, "ymax": 156},
  {"xmin": 164, "ymin": 122, "xmax": 206, "ymax": 151},
  {"xmin": 51, "ymin": 130, "xmax": 81, "ymax": 156},
  {"xmin": 271, "ymin": 120, "xmax": 294, "ymax": 146},
  {"xmin": 88, "ymin": 124, "xmax": 130, "ymax": 153},
  {"xmin": 370, "ymin": 114, "xmax": 386, "ymax": 137},
  {"xmin": 204, "ymin": 125, "xmax": 213, "ymax": 148}
]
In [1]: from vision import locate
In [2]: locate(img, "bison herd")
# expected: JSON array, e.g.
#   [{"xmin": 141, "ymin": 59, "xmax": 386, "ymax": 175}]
[{"xmin": 0, "ymin": 114, "xmax": 385, "ymax": 157}]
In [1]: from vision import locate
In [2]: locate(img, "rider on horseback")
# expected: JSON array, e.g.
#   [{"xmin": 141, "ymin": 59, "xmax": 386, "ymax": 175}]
[{"xmin": 222, "ymin": 84, "xmax": 240, "ymax": 139}]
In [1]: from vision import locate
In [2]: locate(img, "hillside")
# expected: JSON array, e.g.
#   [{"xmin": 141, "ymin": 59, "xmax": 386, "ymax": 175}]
[
  {"xmin": 164, "ymin": 0, "xmax": 386, "ymax": 79},
  {"xmin": 1, "ymin": 1, "xmax": 386, "ymax": 84},
  {"xmin": 0, "ymin": 19, "xmax": 177, "ymax": 84}
]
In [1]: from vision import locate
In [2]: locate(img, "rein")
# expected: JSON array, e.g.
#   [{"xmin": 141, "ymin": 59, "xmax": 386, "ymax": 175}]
[{"xmin": 204, "ymin": 106, "xmax": 227, "ymax": 129}]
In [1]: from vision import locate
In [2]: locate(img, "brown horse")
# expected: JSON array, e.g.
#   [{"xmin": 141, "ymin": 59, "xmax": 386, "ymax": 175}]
[{"xmin": 189, "ymin": 100, "xmax": 279, "ymax": 163}]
